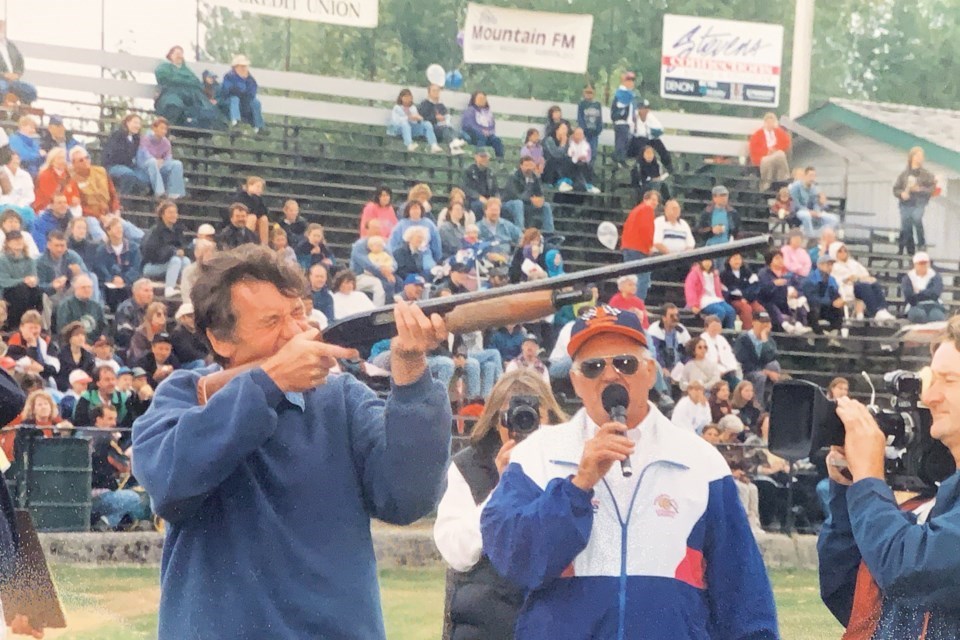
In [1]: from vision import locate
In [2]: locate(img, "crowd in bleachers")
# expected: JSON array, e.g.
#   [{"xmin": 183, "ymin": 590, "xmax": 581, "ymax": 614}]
[{"xmin": 0, "ymin": 35, "xmax": 951, "ymax": 536}]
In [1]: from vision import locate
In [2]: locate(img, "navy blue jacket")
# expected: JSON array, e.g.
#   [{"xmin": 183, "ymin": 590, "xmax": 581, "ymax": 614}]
[
  {"xmin": 133, "ymin": 367, "xmax": 451, "ymax": 639},
  {"xmin": 93, "ymin": 239, "xmax": 142, "ymax": 286},
  {"xmin": 802, "ymin": 267, "xmax": 841, "ymax": 307},
  {"xmin": 819, "ymin": 476, "xmax": 960, "ymax": 638}
]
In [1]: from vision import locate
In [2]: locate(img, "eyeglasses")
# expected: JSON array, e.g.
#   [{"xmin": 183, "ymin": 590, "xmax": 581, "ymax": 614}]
[{"xmin": 575, "ymin": 354, "xmax": 641, "ymax": 379}]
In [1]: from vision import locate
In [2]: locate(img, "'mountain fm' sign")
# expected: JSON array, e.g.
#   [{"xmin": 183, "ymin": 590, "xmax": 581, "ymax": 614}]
[
  {"xmin": 208, "ymin": 0, "xmax": 379, "ymax": 28},
  {"xmin": 463, "ymin": 3, "xmax": 593, "ymax": 74}
]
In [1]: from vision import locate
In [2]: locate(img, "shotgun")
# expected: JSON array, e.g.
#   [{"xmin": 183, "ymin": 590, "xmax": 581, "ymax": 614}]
[{"xmin": 196, "ymin": 235, "xmax": 770, "ymax": 403}]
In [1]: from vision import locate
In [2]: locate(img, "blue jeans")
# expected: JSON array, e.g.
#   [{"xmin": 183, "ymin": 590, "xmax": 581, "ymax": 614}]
[
  {"xmin": 460, "ymin": 357, "xmax": 481, "ymax": 398},
  {"xmin": 0, "ymin": 78, "xmax": 37, "ymax": 104},
  {"xmin": 227, "ymin": 95, "xmax": 264, "ymax": 129},
  {"xmin": 621, "ymin": 249, "xmax": 651, "ymax": 300},
  {"xmin": 853, "ymin": 281, "xmax": 888, "ymax": 318},
  {"xmin": 92, "ymin": 489, "xmax": 150, "ymax": 528},
  {"xmin": 84, "ymin": 216, "xmax": 143, "ymax": 245},
  {"xmin": 428, "ymin": 356, "xmax": 455, "ymax": 389},
  {"xmin": 461, "ymin": 130, "xmax": 504, "ymax": 158},
  {"xmin": 795, "ymin": 208, "xmax": 841, "ymax": 238},
  {"xmin": 144, "ymin": 255, "xmax": 190, "ymax": 290},
  {"xmin": 137, "ymin": 157, "xmax": 186, "ymax": 198},
  {"xmin": 586, "ymin": 133, "xmax": 599, "ymax": 166},
  {"xmin": 614, "ymin": 124, "xmax": 632, "ymax": 162},
  {"xmin": 898, "ymin": 203, "xmax": 926, "ymax": 252},
  {"xmin": 907, "ymin": 302, "xmax": 947, "ymax": 324},
  {"xmin": 471, "ymin": 348, "xmax": 503, "ymax": 397},
  {"xmin": 701, "ymin": 301, "xmax": 737, "ymax": 329},
  {"xmin": 108, "ymin": 165, "xmax": 151, "ymax": 195},
  {"xmin": 388, "ymin": 120, "xmax": 437, "ymax": 146},
  {"xmin": 502, "ymin": 199, "xmax": 555, "ymax": 232}
]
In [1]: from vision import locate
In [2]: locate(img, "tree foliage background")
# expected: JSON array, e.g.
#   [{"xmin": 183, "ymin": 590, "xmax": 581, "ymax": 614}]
[{"xmin": 201, "ymin": 0, "xmax": 958, "ymax": 115}]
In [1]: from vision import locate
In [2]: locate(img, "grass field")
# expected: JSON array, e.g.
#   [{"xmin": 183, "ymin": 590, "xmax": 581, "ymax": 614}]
[{"xmin": 31, "ymin": 564, "xmax": 842, "ymax": 639}]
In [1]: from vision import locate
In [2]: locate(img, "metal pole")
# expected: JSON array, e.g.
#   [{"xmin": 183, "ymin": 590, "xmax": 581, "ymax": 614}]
[
  {"xmin": 196, "ymin": 0, "xmax": 202, "ymax": 61},
  {"xmin": 789, "ymin": 0, "xmax": 815, "ymax": 118},
  {"xmin": 285, "ymin": 18, "xmax": 292, "ymax": 71}
]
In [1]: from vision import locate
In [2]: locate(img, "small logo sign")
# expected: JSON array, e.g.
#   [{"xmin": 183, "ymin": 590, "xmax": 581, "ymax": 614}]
[
  {"xmin": 590, "ymin": 497, "xmax": 601, "ymax": 513},
  {"xmin": 654, "ymin": 494, "xmax": 679, "ymax": 518}
]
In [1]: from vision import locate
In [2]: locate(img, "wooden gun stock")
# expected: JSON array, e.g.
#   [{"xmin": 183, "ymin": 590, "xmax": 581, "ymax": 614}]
[{"xmin": 196, "ymin": 288, "xmax": 591, "ymax": 404}]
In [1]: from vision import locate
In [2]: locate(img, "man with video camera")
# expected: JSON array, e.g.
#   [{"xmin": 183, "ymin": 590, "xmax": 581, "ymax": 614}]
[
  {"xmin": 819, "ymin": 317, "xmax": 960, "ymax": 637},
  {"xmin": 480, "ymin": 305, "xmax": 777, "ymax": 639}
]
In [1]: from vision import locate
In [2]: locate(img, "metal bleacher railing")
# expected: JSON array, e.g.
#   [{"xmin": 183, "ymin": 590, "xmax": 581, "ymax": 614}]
[{"xmin": 17, "ymin": 41, "xmax": 758, "ymax": 158}]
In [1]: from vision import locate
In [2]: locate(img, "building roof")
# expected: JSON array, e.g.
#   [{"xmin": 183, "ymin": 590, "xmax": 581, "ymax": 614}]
[{"xmin": 797, "ymin": 98, "xmax": 960, "ymax": 173}]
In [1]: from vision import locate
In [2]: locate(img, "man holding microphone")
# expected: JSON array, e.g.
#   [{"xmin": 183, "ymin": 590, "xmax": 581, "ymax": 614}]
[
  {"xmin": 481, "ymin": 305, "xmax": 777, "ymax": 639},
  {"xmin": 132, "ymin": 245, "xmax": 452, "ymax": 639},
  {"xmin": 819, "ymin": 316, "xmax": 960, "ymax": 637}
]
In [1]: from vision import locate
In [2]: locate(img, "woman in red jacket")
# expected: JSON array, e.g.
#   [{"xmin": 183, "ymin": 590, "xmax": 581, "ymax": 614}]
[
  {"xmin": 33, "ymin": 147, "xmax": 81, "ymax": 213},
  {"xmin": 749, "ymin": 113, "xmax": 791, "ymax": 192}
]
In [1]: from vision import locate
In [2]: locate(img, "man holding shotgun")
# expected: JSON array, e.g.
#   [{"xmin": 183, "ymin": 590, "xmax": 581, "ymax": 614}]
[{"xmin": 132, "ymin": 245, "xmax": 452, "ymax": 639}]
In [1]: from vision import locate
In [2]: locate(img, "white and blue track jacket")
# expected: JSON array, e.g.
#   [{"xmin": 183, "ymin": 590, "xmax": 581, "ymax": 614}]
[{"xmin": 481, "ymin": 404, "xmax": 779, "ymax": 640}]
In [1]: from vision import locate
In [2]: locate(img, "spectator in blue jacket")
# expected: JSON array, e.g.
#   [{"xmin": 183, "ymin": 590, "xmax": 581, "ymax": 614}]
[
  {"xmin": 476, "ymin": 199, "xmax": 520, "ymax": 253},
  {"xmin": 481, "ymin": 305, "xmax": 778, "ymax": 640},
  {"xmin": 788, "ymin": 167, "xmax": 841, "ymax": 238},
  {"xmin": 488, "ymin": 324, "xmax": 527, "ymax": 363},
  {"xmin": 388, "ymin": 200, "xmax": 442, "ymax": 265},
  {"xmin": 902, "ymin": 251, "xmax": 947, "ymax": 324},
  {"xmin": 576, "ymin": 85, "xmax": 603, "ymax": 165},
  {"xmin": 219, "ymin": 54, "xmax": 264, "ymax": 133},
  {"xmin": 132, "ymin": 245, "xmax": 451, "ymax": 639},
  {"xmin": 819, "ymin": 321, "xmax": 960, "ymax": 640},
  {"xmin": 93, "ymin": 216, "xmax": 142, "ymax": 310},
  {"xmin": 802, "ymin": 253, "xmax": 844, "ymax": 337},
  {"xmin": 36, "ymin": 229, "xmax": 99, "ymax": 307},
  {"xmin": 31, "ymin": 192, "xmax": 72, "ymax": 253},
  {"xmin": 7, "ymin": 115, "xmax": 43, "ymax": 177}
]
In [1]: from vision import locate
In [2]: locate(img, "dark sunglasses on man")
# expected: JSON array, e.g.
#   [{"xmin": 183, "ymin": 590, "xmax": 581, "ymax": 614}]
[{"xmin": 575, "ymin": 354, "xmax": 641, "ymax": 379}]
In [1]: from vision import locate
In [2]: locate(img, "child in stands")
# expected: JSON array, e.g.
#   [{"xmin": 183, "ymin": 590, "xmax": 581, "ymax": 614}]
[
  {"xmin": 519, "ymin": 128, "xmax": 545, "ymax": 175},
  {"xmin": 366, "ymin": 235, "xmax": 395, "ymax": 275}
]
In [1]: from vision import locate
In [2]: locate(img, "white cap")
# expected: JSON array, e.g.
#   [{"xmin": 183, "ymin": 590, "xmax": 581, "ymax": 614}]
[
  {"xmin": 69, "ymin": 369, "xmax": 93, "ymax": 385},
  {"xmin": 197, "ymin": 224, "xmax": 216, "ymax": 236},
  {"xmin": 913, "ymin": 251, "xmax": 931, "ymax": 264},
  {"xmin": 175, "ymin": 302, "xmax": 194, "ymax": 320}
]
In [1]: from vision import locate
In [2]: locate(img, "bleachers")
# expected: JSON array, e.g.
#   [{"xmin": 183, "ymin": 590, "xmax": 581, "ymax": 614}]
[{"xmin": 12, "ymin": 47, "xmax": 958, "ymax": 407}]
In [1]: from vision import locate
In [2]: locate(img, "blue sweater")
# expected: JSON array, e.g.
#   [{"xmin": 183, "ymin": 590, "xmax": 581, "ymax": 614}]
[
  {"xmin": 132, "ymin": 366, "xmax": 451, "ymax": 639},
  {"xmin": 819, "ymin": 475, "xmax": 960, "ymax": 638}
]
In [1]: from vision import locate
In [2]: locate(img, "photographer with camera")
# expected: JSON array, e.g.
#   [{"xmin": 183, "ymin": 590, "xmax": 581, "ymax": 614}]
[
  {"xmin": 480, "ymin": 305, "xmax": 777, "ymax": 639},
  {"xmin": 434, "ymin": 369, "xmax": 567, "ymax": 640},
  {"xmin": 819, "ymin": 317, "xmax": 960, "ymax": 637}
]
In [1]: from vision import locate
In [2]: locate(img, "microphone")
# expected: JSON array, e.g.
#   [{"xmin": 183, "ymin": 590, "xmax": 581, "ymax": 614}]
[{"xmin": 601, "ymin": 384, "xmax": 632, "ymax": 478}]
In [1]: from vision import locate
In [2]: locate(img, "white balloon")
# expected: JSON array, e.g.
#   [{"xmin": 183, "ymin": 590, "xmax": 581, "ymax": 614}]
[
  {"xmin": 597, "ymin": 221, "xmax": 619, "ymax": 250},
  {"xmin": 426, "ymin": 64, "xmax": 446, "ymax": 87}
]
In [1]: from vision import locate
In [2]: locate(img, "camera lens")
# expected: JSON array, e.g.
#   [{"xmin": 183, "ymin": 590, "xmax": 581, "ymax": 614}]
[{"xmin": 509, "ymin": 406, "xmax": 539, "ymax": 435}]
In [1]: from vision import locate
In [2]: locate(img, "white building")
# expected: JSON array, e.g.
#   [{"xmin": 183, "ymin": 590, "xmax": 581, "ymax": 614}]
[{"xmin": 793, "ymin": 98, "xmax": 960, "ymax": 263}]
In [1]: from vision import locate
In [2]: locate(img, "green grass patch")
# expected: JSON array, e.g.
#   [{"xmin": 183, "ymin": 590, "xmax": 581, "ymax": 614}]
[{"xmin": 38, "ymin": 564, "xmax": 842, "ymax": 639}]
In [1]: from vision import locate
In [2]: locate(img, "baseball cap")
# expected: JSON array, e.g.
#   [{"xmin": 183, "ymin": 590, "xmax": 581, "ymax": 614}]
[
  {"xmin": 817, "ymin": 253, "xmax": 836, "ymax": 265},
  {"xmin": 49, "ymin": 116, "xmax": 64, "ymax": 126},
  {"xmin": 68, "ymin": 369, "xmax": 93, "ymax": 386},
  {"xmin": 117, "ymin": 366, "xmax": 132, "ymax": 376},
  {"xmin": 152, "ymin": 331, "xmax": 172, "ymax": 345},
  {"xmin": 622, "ymin": 71, "xmax": 637, "ymax": 81},
  {"xmin": 711, "ymin": 185, "xmax": 729, "ymax": 197},
  {"xmin": 403, "ymin": 274, "xmax": 427, "ymax": 287},
  {"xmin": 131, "ymin": 367, "xmax": 148, "ymax": 378},
  {"xmin": 752, "ymin": 310, "xmax": 772, "ymax": 324},
  {"xmin": 474, "ymin": 147, "xmax": 491, "ymax": 157},
  {"xmin": 197, "ymin": 223, "xmax": 216, "ymax": 236},
  {"xmin": 522, "ymin": 333, "xmax": 539, "ymax": 345},
  {"xmin": 175, "ymin": 302, "xmax": 194, "ymax": 320},
  {"xmin": 913, "ymin": 251, "xmax": 931, "ymax": 264},
  {"xmin": 718, "ymin": 414, "xmax": 745, "ymax": 434},
  {"xmin": 567, "ymin": 305, "xmax": 647, "ymax": 357},
  {"xmin": 638, "ymin": 98, "xmax": 651, "ymax": 108}
]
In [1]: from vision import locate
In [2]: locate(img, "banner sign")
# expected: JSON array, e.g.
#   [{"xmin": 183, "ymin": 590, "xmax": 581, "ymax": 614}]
[
  {"xmin": 660, "ymin": 14, "xmax": 783, "ymax": 108},
  {"xmin": 463, "ymin": 3, "xmax": 593, "ymax": 74},
  {"xmin": 207, "ymin": 0, "xmax": 379, "ymax": 28}
]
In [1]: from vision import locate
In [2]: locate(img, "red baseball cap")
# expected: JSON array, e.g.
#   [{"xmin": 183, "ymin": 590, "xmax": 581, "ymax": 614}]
[{"xmin": 567, "ymin": 305, "xmax": 647, "ymax": 357}]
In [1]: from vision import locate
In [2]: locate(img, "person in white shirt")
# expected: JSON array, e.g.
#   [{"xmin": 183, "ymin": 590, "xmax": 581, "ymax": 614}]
[
  {"xmin": 434, "ymin": 368, "xmax": 567, "ymax": 639},
  {"xmin": 330, "ymin": 270, "xmax": 376, "ymax": 319},
  {"xmin": 700, "ymin": 314, "xmax": 742, "ymax": 387},
  {"xmin": 635, "ymin": 99, "xmax": 673, "ymax": 173},
  {"xmin": 652, "ymin": 199, "xmax": 695, "ymax": 255},
  {"xmin": 671, "ymin": 379, "xmax": 712, "ymax": 434},
  {"xmin": 548, "ymin": 319, "xmax": 574, "ymax": 381},
  {"xmin": 0, "ymin": 151, "xmax": 35, "ymax": 225},
  {"xmin": 567, "ymin": 127, "xmax": 600, "ymax": 194},
  {"xmin": 828, "ymin": 241, "xmax": 896, "ymax": 322}
]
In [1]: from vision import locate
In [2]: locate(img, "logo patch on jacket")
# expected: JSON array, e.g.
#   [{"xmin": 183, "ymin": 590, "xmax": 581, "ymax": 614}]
[
  {"xmin": 654, "ymin": 494, "xmax": 679, "ymax": 518},
  {"xmin": 590, "ymin": 497, "xmax": 600, "ymax": 513}
]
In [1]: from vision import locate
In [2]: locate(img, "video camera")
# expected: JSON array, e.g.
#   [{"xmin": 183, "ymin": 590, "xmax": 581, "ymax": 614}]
[
  {"xmin": 503, "ymin": 395, "xmax": 540, "ymax": 443},
  {"xmin": 768, "ymin": 371, "xmax": 955, "ymax": 492}
]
